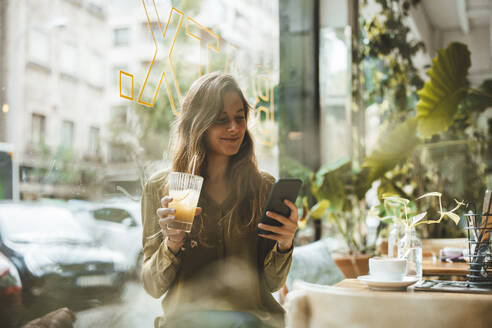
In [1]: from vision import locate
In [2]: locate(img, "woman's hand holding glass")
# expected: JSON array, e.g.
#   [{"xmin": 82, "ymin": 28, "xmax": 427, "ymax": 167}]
[
  {"xmin": 157, "ymin": 195, "xmax": 202, "ymax": 254},
  {"xmin": 257, "ymin": 199, "xmax": 299, "ymax": 252}
]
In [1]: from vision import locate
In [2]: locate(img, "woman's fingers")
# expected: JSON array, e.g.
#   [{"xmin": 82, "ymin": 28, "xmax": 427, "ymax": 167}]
[
  {"xmin": 157, "ymin": 203, "xmax": 200, "ymax": 219},
  {"xmin": 284, "ymin": 199, "xmax": 299, "ymax": 221},
  {"xmin": 156, "ymin": 207, "xmax": 175, "ymax": 218},
  {"xmin": 265, "ymin": 211, "xmax": 289, "ymax": 225},
  {"xmin": 160, "ymin": 196, "xmax": 173, "ymax": 208},
  {"xmin": 258, "ymin": 201, "xmax": 299, "ymax": 251},
  {"xmin": 158, "ymin": 217, "xmax": 186, "ymax": 241},
  {"xmin": 265, "ymin": 211, "xmax": 296, "ymax": 230},
  {"xmin": 158, "ymin": 217, "xmax": 187, "ymax": 234},
  {"xmin": 258, "ymin": 223, "xmax": 295, "ymax": 235},
  {"xmin": 155, "ymin": 199, "xmax": 201, "ymax": 248},
  {"xmin": 159, "ymin": 216, "xmax": 176, "ymax": 227}
]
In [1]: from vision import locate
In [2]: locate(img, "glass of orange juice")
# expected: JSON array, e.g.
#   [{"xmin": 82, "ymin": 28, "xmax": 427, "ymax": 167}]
[{"xmin": 167, "ymin": 172, "xmax": 203, "ymax": 233}]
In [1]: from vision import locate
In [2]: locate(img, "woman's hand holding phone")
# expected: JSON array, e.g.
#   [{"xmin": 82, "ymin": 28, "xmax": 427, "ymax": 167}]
[
  {"xmin": 257, "ymin": 199, "xmax": 298, "ymax": 252},
  {"xmin": 157, "ymin": 195, "xmax": 202, "ymax": 254}
]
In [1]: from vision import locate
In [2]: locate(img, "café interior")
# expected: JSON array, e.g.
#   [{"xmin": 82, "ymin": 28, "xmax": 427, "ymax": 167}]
[{"xmin": 1, "ymin": 0, "xmax": 492, "ymax": 327}]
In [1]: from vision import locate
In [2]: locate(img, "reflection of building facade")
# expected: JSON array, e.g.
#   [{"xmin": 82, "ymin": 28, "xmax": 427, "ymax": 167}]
[
  {"xmin": 105, "ymin": 0, "xmax": 174, "ymax": 194},
  {"xmin": 0, "ymin": 1, "xmax": 8, "ymax": 143},
  {"xmin": 4, "ymin": 0, "xmax": 109, "ymax": 200},
  {"xmin": 107, "ymin": 0, "xmax": 280, "ymax": 183}
]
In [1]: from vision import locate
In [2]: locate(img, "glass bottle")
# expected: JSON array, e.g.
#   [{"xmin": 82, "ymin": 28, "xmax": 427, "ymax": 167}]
[
  {"xmin": 388, "ymin": 223, "xmax": 402, "ymax": 258},
  {"xmin": 397, "ymin": 226, "xmax": 422, "ymax": 279}
]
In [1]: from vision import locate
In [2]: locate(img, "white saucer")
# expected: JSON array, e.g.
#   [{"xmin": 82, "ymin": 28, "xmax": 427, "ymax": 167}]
[{"xmin": 357, "ymin": 275, "xmax": 419, "ymax": 291}]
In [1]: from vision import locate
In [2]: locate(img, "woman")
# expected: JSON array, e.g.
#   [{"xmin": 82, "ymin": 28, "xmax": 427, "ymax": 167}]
[{"xmin": 141, "ymin": 72, "xmax": 298, "ymax": 328}]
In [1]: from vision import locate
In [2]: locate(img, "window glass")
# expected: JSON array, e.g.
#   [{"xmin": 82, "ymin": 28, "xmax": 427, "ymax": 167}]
[
  {"xmin": 60, "ymin": 42, "xmax": 77, "ymax": 76},
  {"xmin": 61, "ymin": 120, "xmax": 74, "ymax": 149},
  {"xmin": 2, "ymin": 0, "xmax": 280, "ymax": 323},
  {"xmin": 142, "ymin": 23, "xmax": 160, "ymax": 43},
  {"xmin": 89, "ymin": 126, "xmax": 100, "ymax": 155},
  {"xmin": 27, "ymin": 30, "xmax": 50, "ymax": 67},
  {"xmin": 31, "ymin": 113, "xmax": 46, "ymax": 145},
  {"xmin": 113, "ymin": 27, "xmax": 130, "ymax": 47},
  {"xmin": 319, "ymin": 27, "xmax": 351, "ymax": 164},
  {"xmin": 0, "ymin": 151, "xmax": 12, "ymax": 200}
]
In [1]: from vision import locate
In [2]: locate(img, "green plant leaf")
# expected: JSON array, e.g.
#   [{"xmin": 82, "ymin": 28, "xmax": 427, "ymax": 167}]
[
  {"xmin": 411, "ymin": 212, "xmax": 427, "ymax": 226},
  {"xmin": 416, "ymin": 192, "xmax": 442, "ymax": 199},
  {"xmin": 311, "ymin": 158, "xmax": 351, "ymax": 211},
  {"xmin": 460, "ymin": 79, "xmax": 492, "ymax": 114},
  {"xmin": 362, "ymin": 118, "xmax": 420, "ymax": 188},
  {"xmin": 315, "ymin": 157, "xmax": 351, "ymax": 179},
  {"xmin": 416, "ymin": 42, "xmax": 471, "ymax": 138},
  {"xmin": 380, "ymin": 215, "xmax": 396, "ymax": 223},
  {"xmin": 383, "ymin": 196, "xmax": 410, "ymax": 205},
  {"xmin": 308, "ymin": 200, "xmax": 330, "ymax": 220},
  {"xmin": 377, "ymin": 179, "xmax": 401, "ymax": 201},
  {"xmin": 449, "ymin": 199, "xmax": 467, "ymax": 213},
  {"xmin": 443, "ymin": 212, "xmax": 461, "ymax": 225}
]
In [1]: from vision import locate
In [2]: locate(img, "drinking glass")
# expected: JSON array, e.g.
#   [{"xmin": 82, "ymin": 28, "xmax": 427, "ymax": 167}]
[{"xmin": 167, "ymin": 172, "xmax": 203, "ymax": 233}]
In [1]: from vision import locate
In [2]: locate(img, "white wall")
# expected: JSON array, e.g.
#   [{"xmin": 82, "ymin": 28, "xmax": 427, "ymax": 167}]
[
  {"xmin": 439, "ymin": 27, "xmax": 491, "ymax": 85},
  {"xmin": 320, "ymin": 0, "xmax": 347, "ymax": 29},
  {"xmin": 10, "ymin": 0, "xmax": 109, "ymax": 163}
]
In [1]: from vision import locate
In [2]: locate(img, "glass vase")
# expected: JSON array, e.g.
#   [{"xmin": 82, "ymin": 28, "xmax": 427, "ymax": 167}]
[
  {"xmin": 397, "ymin": 226, "xmax": 422, "ymax": 279},
  {"xmin": 388, "ymin": 223, "xmax": 402, "ymax": 258}
]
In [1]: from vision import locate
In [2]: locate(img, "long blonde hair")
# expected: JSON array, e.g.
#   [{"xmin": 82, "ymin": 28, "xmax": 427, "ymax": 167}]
[{"xmin": 169, "ymin": 72, "xmax": 268, "ymax": 233}]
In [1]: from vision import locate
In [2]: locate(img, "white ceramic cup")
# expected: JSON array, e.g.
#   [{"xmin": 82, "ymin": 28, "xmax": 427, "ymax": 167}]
[{"xmin": 369, "ymin": 257, "xmax": 407, "ymax": 281}]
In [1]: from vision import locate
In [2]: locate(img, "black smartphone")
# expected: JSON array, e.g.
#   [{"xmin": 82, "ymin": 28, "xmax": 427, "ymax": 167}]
[{"xmin": 256, "ymin": 178, "xmax": 302, "ymax": 235}]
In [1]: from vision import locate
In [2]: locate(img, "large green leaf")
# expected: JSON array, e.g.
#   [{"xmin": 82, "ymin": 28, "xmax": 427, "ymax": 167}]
[
  {"xmin": 361, "ymin": 118, "xmax": 420, "ymax": 189},
  {"xmin": 311, "ymin": 158, "xmax": 351, "ymax": 211},
  {"xmin": 460, "ymin": 79, "xmax": 492, "ymax": 114},
  {"xmin": 376, "ymin": 178, "xmax": 400, "ymax": 200},
  {"xmin": 308, "ymin": 200, "xmax": 330, "ymax": 220},
  {"xmin": 416, "ymin": 42, "xmax": 471, "ymax": 138}
]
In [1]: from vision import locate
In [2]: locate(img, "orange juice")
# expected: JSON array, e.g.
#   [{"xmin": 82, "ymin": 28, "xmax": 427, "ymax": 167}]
[{"xmin": 168, "ymin": 189, "xmax": 200, "ymax": 232}]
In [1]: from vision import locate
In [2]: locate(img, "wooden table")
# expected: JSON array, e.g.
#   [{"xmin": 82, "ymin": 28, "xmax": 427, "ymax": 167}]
[
  {"xmin": 335, "ymin": 278, "xmax": 492, "ymax": 298},
  {"xmin": 287, "ymin": 279, "xmax": 492, "ymax": 328},
  {"xmin": 422, "ymin": 258, "xmax": 469, "ymax": 276},
  {"xmin": 420, "ymin": 238, "xmax": 469, "ymax": 276}
]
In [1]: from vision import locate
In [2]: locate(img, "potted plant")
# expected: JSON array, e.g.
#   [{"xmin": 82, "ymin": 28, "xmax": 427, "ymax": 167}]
[
  {"xmin": 373, "ymin": 193, "xmax": 465, "ymax": 277},
  {"xmin": 306, "ymin": 41, "xmax": 490, "ymax": 277},
  {"xmin": 307, "ymin": 158, "xmax": 373, "ymax": 278},
  {"xmin": 377, "ymin": 193, "xmax": 465, "ymax": 229}
]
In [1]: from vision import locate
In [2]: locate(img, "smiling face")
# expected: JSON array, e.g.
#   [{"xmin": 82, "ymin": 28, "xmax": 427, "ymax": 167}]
[{"xmin": 205, "ymin": 91, "xmax": 247, "ymax": 158}]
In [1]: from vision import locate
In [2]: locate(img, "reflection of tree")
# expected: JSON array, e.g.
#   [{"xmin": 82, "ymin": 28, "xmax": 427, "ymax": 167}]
[{"xmin": 24, "ymin": 140, "xmax": 102, "ymax": 199}]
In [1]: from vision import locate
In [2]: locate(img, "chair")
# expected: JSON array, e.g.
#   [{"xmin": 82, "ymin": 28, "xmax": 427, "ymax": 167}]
[{"xmin": 285, "ymin": 238, "xmax": 345, "ymax": 291}]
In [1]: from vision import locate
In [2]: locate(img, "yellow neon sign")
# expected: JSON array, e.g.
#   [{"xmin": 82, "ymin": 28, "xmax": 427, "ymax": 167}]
[
  {"xmin": 185, "ymin": 16, "xmax": 220, "ymax": 76},
  {"xmin": 252, "ymin": 66, "xmax": 275, "ymax": 147}
]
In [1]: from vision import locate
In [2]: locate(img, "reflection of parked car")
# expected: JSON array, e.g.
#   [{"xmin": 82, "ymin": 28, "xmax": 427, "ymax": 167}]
[
  {"xmin": 75, "ymin": 200, "xmax": 143, "ymax": 277},
  {"xmin": 0, "ymin": 203, "xmax": 127, "ymax": 314}
]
